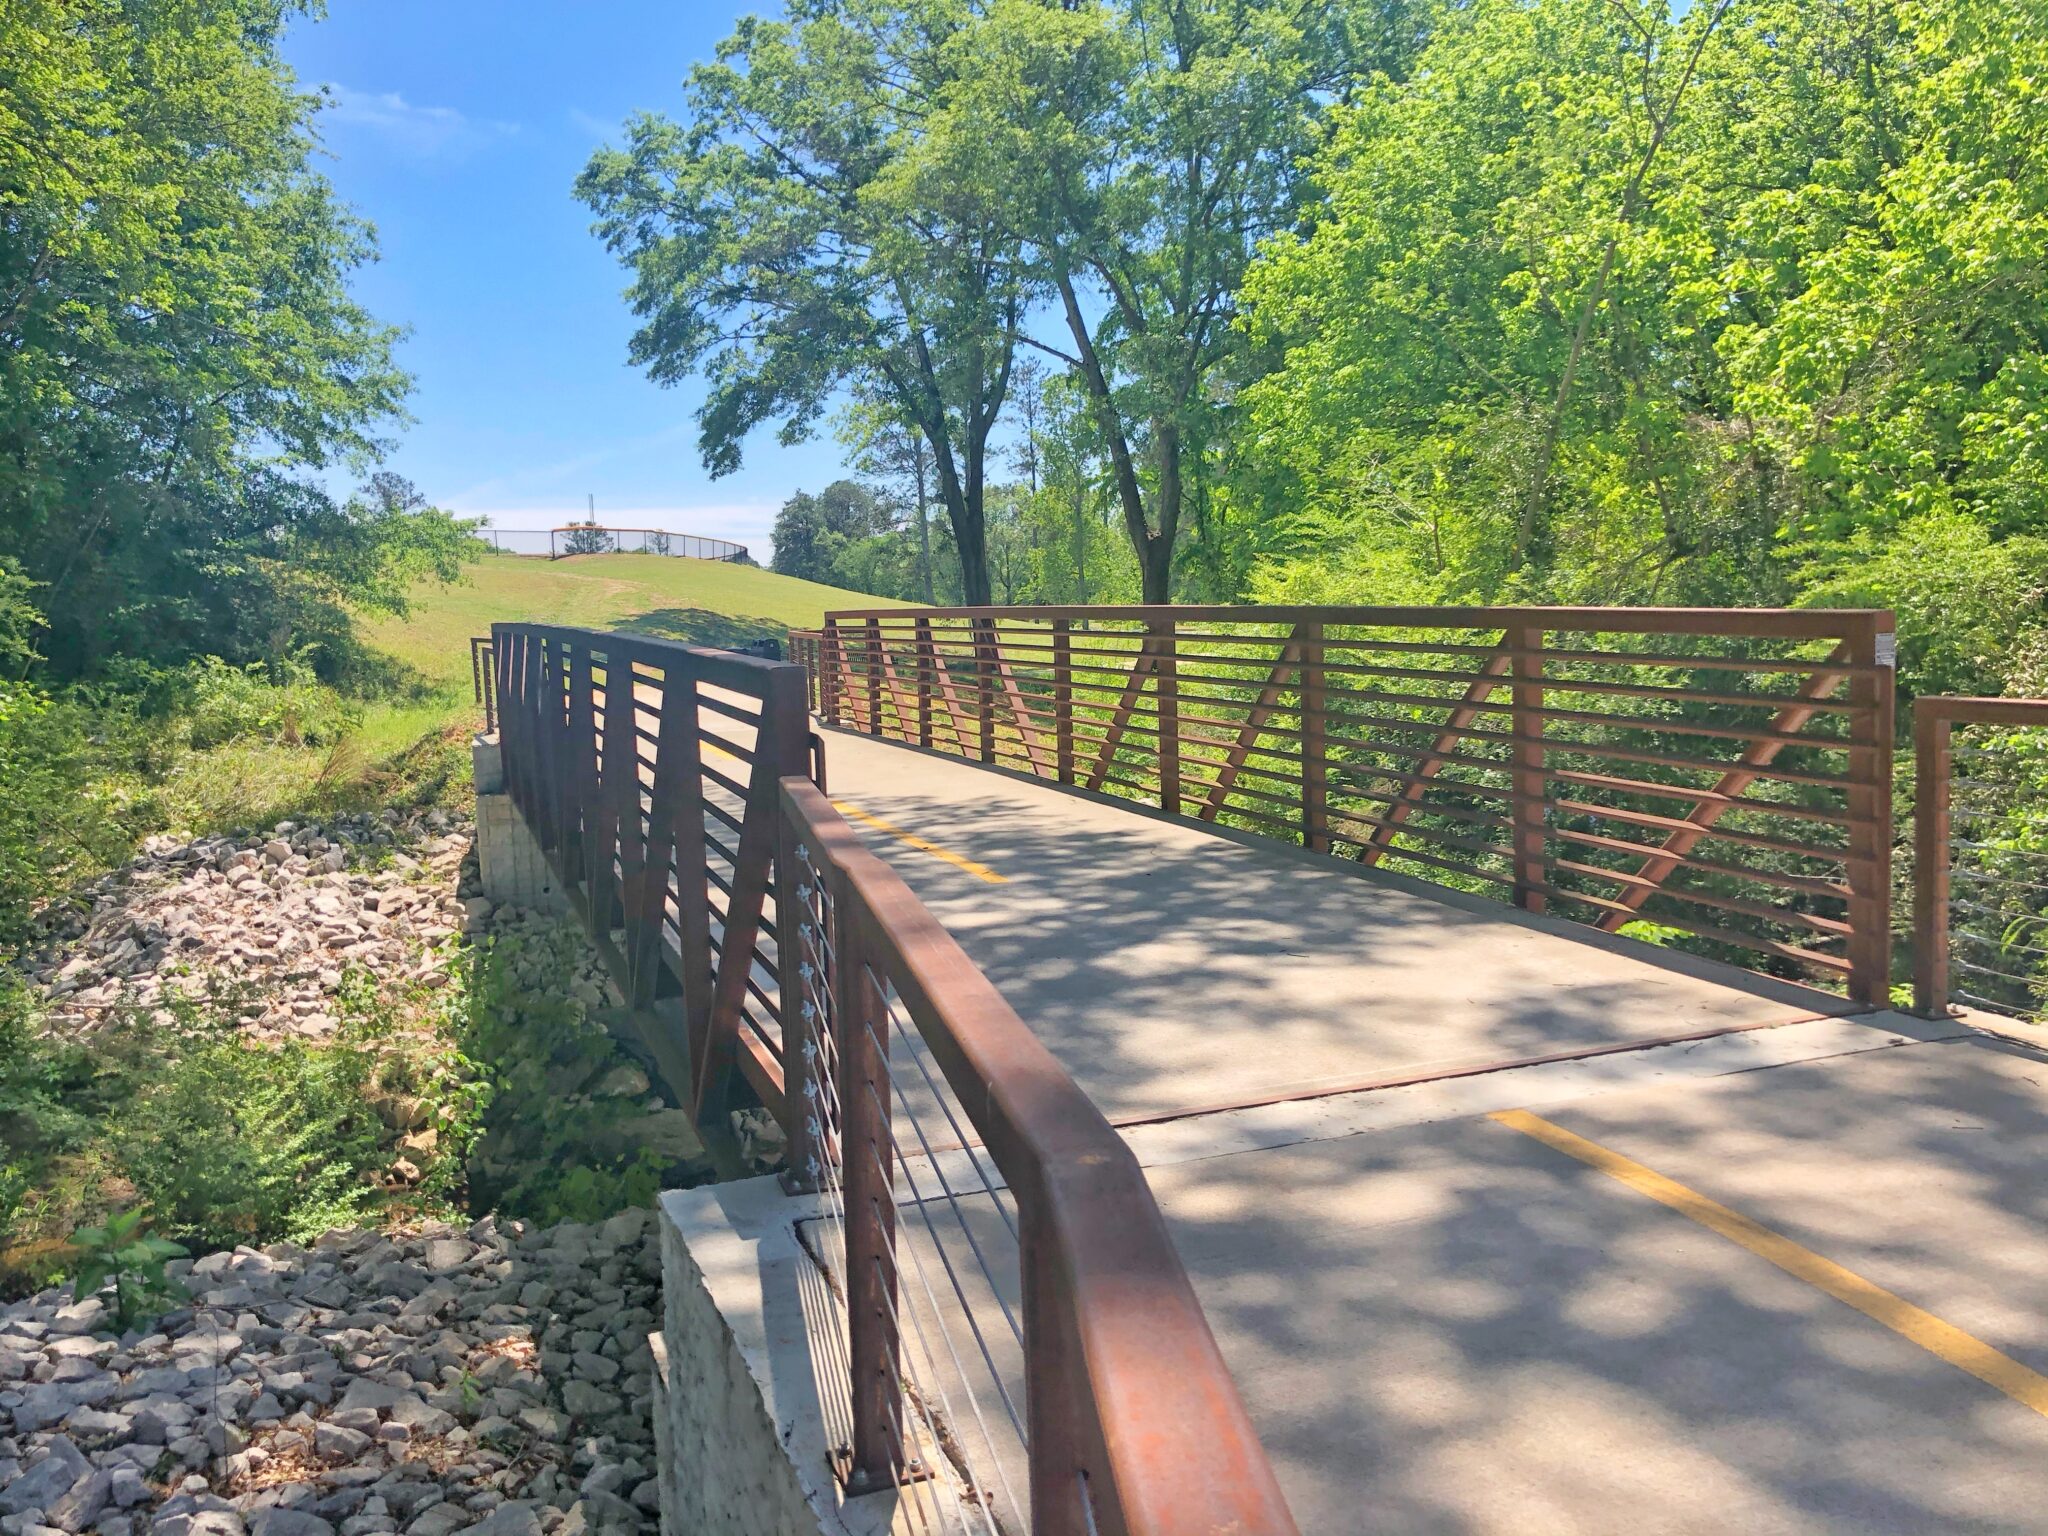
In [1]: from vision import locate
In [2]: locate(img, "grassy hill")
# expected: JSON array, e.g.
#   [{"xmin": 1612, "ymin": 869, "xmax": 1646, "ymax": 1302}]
[{"xmin": 364, "ymin": 551, "xmax": 908, "ymax": 689}]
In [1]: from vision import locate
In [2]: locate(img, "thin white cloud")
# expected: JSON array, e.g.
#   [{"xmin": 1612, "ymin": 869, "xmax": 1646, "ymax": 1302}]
[
  {"xmin": 567, "ymin": 107, "xmax": 618, "ymax": 141},
  {"xmin": 321, "ymin": 85, "xmax": 519, "ymax": 160},
  {"xmin": 446, "ymin": 423, "xmax": 701, "ymax": 507}
]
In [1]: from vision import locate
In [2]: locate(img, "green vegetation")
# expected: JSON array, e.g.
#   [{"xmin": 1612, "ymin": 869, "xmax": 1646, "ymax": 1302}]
[
  {"xmin": 1231, "ymin": 0, "xmax": 2048, "ymax": 672},
  {"xmin": 0, "ymin": 0, "xmax": 477, "ymax": 684},
  {"xmin": 460, "ymin": 928, "xmax": 684, "ymax": 1226},
  {"xmin": 0, "ymin": 922, "xmax": 701, "ymax": 1298},
  {"xmin": 65, "ymin": 1210, "xmax": 186, "ymax": 1333},
  {"xmin": 580, "ymin": 0, "xmax": 2048, "ymax": 712}
]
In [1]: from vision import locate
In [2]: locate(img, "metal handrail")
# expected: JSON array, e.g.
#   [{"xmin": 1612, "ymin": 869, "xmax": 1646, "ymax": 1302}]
[
  {"xmin": 485, "ymin": 621, "xmax": 1295, "ymax": 1533},
  {"xmin": 779, "ymin": 776, "xmax": 1297, "ymax": 1536},
  {"xmin": 1913, "ymin": 696, "xmax": 2048, "ymax": 1018},
  {"xmin": 808, "ymin": 603, "xmax": 1898, "ymax": 1004},
  {"xmin": 490, "ymin": 622, "xmax": 810, "ymax": 1117}
]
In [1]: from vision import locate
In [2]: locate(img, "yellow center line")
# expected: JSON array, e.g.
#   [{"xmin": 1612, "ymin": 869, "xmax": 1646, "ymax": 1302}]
[
  {"xmin": 1490, "ymin": 1107, "xmax": 2048, "ymax": 1421},
  {"xmin": 830, "ymin": 800, "xmax": 1007, "ymax": 884}
]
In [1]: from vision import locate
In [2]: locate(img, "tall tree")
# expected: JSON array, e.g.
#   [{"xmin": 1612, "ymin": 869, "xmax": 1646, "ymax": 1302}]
[
  {"xmin": 576, "ymin": 0, "xmax": 1025, "ymax": 605},
  {"xmin": 0, "ymin": 0, "xmax": 417, "ymax": 679},
  {"xmin": 1232, "ymin": 0, "xmax": 1940, "ymax": 607},
  {"xmin": 770, "ymin": 479, "xmax": 888, "ymax": 584},
  {"xmin": 926, "ymin": 0, "xmax": 1407, "ymax": 601},
  {"xmin": 843, "ymin": 398, "xmax": 940, "ymax": 602}
]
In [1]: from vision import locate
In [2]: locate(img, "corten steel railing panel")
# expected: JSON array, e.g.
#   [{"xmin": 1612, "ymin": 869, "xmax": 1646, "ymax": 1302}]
[
  {"xmin": 470, "ymin": 636, "xmax": 497, "ymax": 733},
  {"xmin": 810, "ymin": 605, "xmax": 1898, "ymax": 1004},
  {"xmin": 1913, "ymin": 696, "xmax": 2048, "ymax": 1020},
  {"xmin": 490, "ymin": 623, "xmax": 810, "ymax": 1120},
  {"xmin": 788, "ymin": 629, "xmax": 825, "ymax": 717},
  {"xmin": 778, "ymin": 775, "xmax": 1297, "ymax": 1536}
]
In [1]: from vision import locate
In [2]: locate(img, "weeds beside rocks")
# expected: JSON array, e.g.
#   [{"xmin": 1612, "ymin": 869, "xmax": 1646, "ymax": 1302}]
[{"xmin": 3, "ymin": 792, "xmax": 719, "ymax": 1536}]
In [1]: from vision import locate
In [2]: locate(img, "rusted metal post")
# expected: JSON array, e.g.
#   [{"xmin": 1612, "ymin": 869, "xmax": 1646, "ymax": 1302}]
[
  {"xmin": 666, "ymin": 671, "xmax": 717, "ymax": 1067},
  {"xmin": 1913, "ymin": 700, "xmax": 1953, "ymax": 1018},
  {"xmin": 526, "ymin": 637, "xmax": 556, "ymax": 850},
  {"xmin": 1152, "ymin": 616, "xmax": 1179, "ymax": 815},
  {"xmin": 592, "ymin": 650, "xmax": 632, "ymax": 933},
  {"xmin": 513, "ymin": 631, "xmax": 544, "ymax": 833},
  {"xmin": 565, "ymin": 645, "xmax": 602, "ymax": 895},
  {"xmin": 1054, "ymin": 619, "xmax": 1074, "ymax": 785},
  {"xmin": 1851, "ymin": 618, "xmax": 1892, "ymax": 1003},
  {"xmin": 553, "ymin": 639, "xmax": 578, "ymax": 859},
  {"xmin": 835, "ymin": 912, "xmax": 902, "ymax": 1494},
  {"xmin": 822, "ymin": 620, "xmax": 844, "ymax": 726},
  {"xmin": 1021, "ymin": 1218, "xmax": 1092, "ymax": 1535},
  {"xmin": 1847, "ymin": 618, "xmax": 1896, "ymax": 1007},
  {"xmin": 914, "ymin": 616, "xmax": 934, "ymax": 750},
  {"xmin": 1509, "ymin": 623, "xmax": 1547, "ymax": 912},
  {"xmin": 693, "ymin": 666, "xmax": 810, "ymax": 1123},
  {"xmin": 864, "ymin": 616, "xmax": 883, "ymax": 737},
  {"xmin": 1301, "ymin": 620, "xmax": 1327, "ymax": 852},
  {"xmin": 627, "ymin": 666, "xmax": 691, "ymax": 1010},
  {"xmin": 976, "ymin": 618, "xmax": 997, "ymax": 765}
]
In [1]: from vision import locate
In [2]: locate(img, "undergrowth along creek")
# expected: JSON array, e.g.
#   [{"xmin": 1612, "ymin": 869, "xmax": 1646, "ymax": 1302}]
[{"xmin": 0, "ymin": 817, "xmax": 722, "ymax": 1305}]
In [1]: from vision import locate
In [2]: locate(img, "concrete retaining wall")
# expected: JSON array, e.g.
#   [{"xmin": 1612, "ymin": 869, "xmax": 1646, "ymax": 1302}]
[
  {"xmin": 472, "ymin": 733, "xmax": 563, "ymax": 911},
  {"xmin": 654, "ymin": 1180, "xmax": 943, "ymax": 1536}
]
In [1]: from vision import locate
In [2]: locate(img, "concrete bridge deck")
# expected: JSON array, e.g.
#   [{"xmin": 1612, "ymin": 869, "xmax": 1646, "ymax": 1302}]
[{"xmin": 807, "ymin": 724, "xmax": 2048, "ymax": 1534}]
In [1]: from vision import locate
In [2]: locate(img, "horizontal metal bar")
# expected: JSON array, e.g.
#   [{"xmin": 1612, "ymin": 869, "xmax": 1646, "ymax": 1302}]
[{"xmin": 829, "ymin": 603, "xmax": 1889, "ymax": 639}]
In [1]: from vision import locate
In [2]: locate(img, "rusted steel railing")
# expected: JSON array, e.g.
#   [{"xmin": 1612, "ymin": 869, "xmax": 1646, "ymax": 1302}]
[
  {"xmin": 469, "ymin": 636, "xmax": 497, "ymax": 733},
  {"xmin": 779, "ymin": 775, "xmax": 1294, "ymax": 1534},
  {"xmin": 788, "ymin": 628, "xmax": 825, "ymax": 716},
  {"xmin": 1913, "ymin": 696, "xmax": 2048, "ymax": 1019},
  {"xmin": 492, "ymin": 623, "xmax": 811, "ymax": 1119},
  {"xmin": 800, "ymin": 605, "xmax": 1898, "ymax": 1004},
  {"xmin": 487, "ymin": 622, "xmax": 1295, "ymax": 1534}
]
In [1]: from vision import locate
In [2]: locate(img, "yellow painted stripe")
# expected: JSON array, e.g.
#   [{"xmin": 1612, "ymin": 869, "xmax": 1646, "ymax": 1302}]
[
  {"xmin": 1490, "ymin": 1107, "xmax": 2048, "ymax": 1420},
  {"xmin": 832, "ymin": 801, "xmax": 1007, "ymax": 885}
]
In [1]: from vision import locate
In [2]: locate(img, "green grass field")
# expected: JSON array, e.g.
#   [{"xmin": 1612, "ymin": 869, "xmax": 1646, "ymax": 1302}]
[
  {"xmin": 137, "ymin": 553, "xmax": 898, "ymax": 840},
  {"xmin": 363, "ymin": 551, "xmax": 907, "ymax": 688}
]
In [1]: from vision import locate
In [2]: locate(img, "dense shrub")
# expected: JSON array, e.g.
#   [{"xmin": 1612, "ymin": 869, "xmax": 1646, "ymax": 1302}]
[
  {"xmin": 459, "ymin": 931, "xmax": 676, "ymax": 1225},
  {"xmin": 0, "ymin": 973, "xmax": 470, "ymax": 1293},
  {"xmin": 0, "ymin": 686, "xmax": 160, "ymax": 951},
  {"xmin": 113, "ymin": 1022, "xmax": 387, "ymax": 1251},
  {"xmin": 1, "ymin": 919, "xmax": 686, "ymax": 1293},
  {"xmin": 178, "ymin": 654, "xmax": 360, "ymax": 750}
]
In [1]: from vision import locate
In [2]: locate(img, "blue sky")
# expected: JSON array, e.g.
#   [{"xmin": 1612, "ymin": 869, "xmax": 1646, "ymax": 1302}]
[{"xmin": 284, "ymin": 1, "xmax": 827, "ymax": 556}]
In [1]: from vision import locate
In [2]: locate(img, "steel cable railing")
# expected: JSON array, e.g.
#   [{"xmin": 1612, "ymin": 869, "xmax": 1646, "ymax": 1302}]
[
  {"xmin": 489, "ymin": 625, "xmax": 1293, "ymax": 1535},
  {"xmin": 777, "ymin": 775, "xmax": 1297, "ymax": 1536},
  {"xmin": 1915, "ymin": 697, "xmax": 2048, "ymax": 1020}
]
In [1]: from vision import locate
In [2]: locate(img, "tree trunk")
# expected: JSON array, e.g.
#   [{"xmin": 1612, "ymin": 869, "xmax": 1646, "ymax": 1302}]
[
  {"xmin": 1072, "ymin": 479, "xmax": 1088, "ymax": 605},
  {"xmin": 1054, "ymin": 268, "xmax": 1159, "ymax": 601},
  {"xmin": 1139, "ymin": 534, "xmax": 1171, "ymax": 603},
  {"xmin": 952, "ymin": 494, "xmax": 992, "ymax": 606},
  {"xmin": 1142, "ymin": 419, "xmax": 1182, "ymax": 604},
  {"xmin": 913, "ymin": 447, "xmax": 934, "ymax": 603}
]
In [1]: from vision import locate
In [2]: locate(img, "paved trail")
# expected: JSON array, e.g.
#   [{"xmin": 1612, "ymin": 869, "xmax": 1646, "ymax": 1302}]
[{"xmin": 814, "ymin": 723, "xmax": 2048, "ymax": 1535}]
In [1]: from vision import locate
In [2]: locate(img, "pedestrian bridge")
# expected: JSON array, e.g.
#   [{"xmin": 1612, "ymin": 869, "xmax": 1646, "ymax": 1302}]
[
  {"xmin": 807, "ymin": 724, "xmax": 2048, "ymax": 1536},
  {"xmin": 480, "ymin": 610, "xmax": 2048, "ymax": 1536}
]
